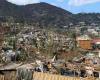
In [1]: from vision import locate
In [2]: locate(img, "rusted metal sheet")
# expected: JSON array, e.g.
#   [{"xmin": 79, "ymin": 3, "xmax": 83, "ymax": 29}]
[
  {"xmin": 77, "ymin": 40, "xmax": 92, "ymax": 50},
  {"xmin": 0, "ymin": 74, "xmax": 4, "ymax": 80},
  {"xmin": 4, "ymin": 71, "xmax": 16, "ymax": 80}
]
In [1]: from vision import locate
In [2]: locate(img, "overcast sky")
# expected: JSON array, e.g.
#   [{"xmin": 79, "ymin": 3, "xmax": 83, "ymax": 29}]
[{"xmin": 7, "ymin": 0, "xmax": 100, "ymax": 13}]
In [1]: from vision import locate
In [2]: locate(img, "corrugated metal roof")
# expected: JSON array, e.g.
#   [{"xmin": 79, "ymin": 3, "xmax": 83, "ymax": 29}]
[
  {"xmin": 76, "ymin": 35, "xmax": 91, "ymax": 40},
  {"xmin": 0, "ymin": 63, "xmax": 35, "ymax": 71},
  {"xmin": 0, "ymin": 63, "xmax": 22, "ymax": 71},
  {"xmin": 17, "ymin": 63, "xmax": 34, "ymax": 69}
]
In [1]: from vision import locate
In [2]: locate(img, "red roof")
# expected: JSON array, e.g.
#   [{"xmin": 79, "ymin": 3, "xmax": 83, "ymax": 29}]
[{"xmin": 92, "ymin": 38, "xmax": 100, "ymax": 43}]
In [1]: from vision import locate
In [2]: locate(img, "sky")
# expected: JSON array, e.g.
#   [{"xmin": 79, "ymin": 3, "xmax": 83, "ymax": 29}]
[{"xmin": 7, "ymin": 0, "xmax": 100, "ymax": 13}]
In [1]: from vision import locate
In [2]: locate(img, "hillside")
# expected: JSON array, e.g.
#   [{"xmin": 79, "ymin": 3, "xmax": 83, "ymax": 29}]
[
  {"xmin": 0, "ymin": 0, "xmax": 100, "ymax": 28},
  {"xmin": 0, "ymin": 0, "xmax": 75, "ymax": 28},
  {"xmin": 74, "ymin": 13, "xmax": 100, "ymax": 25}
]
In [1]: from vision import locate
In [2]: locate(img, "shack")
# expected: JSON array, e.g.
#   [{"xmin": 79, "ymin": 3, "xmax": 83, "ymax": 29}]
[
  {"xmin": 76, "ymin": 35, "xmax": 92, "ymax": 50},
  {"xmin": 0, "ymin": 63, "xmax": 21, "ymax": 80},
  {"xmin": 0, "ymin": 63, "xmax": 34, "ymax": 80}
]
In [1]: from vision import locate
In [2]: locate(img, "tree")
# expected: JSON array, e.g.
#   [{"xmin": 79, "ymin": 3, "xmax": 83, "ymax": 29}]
[{"xmin": 68, "ymin": 31, "xmax": 77, "ymax": 50}]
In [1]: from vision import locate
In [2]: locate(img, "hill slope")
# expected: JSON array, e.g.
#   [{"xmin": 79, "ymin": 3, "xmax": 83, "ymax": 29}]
[
  {"xmin": 0, "ymin": 0, "xmax": 100, "ymax": 27},
  {"xmin": 74, "ymin": 13, "xmax": 100, "ymax": 25},
  {"xmin": 0, "ymin": 0, "xmax": 75, "ymax": 27}
]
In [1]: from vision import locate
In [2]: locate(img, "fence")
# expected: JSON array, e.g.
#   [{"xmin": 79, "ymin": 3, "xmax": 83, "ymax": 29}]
[
  {"xmin": 33, "ymin": 72, "xmax": 95, "ymax": 80},
  {"xmin": 0, "ymin": 71, "xmax": 96, "ymax": 80}
]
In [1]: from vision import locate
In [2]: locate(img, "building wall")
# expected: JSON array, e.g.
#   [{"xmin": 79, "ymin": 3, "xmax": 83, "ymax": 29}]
[{"xmin": 77, "ymin": 40, "xmax": 92, "ymax": 50}]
